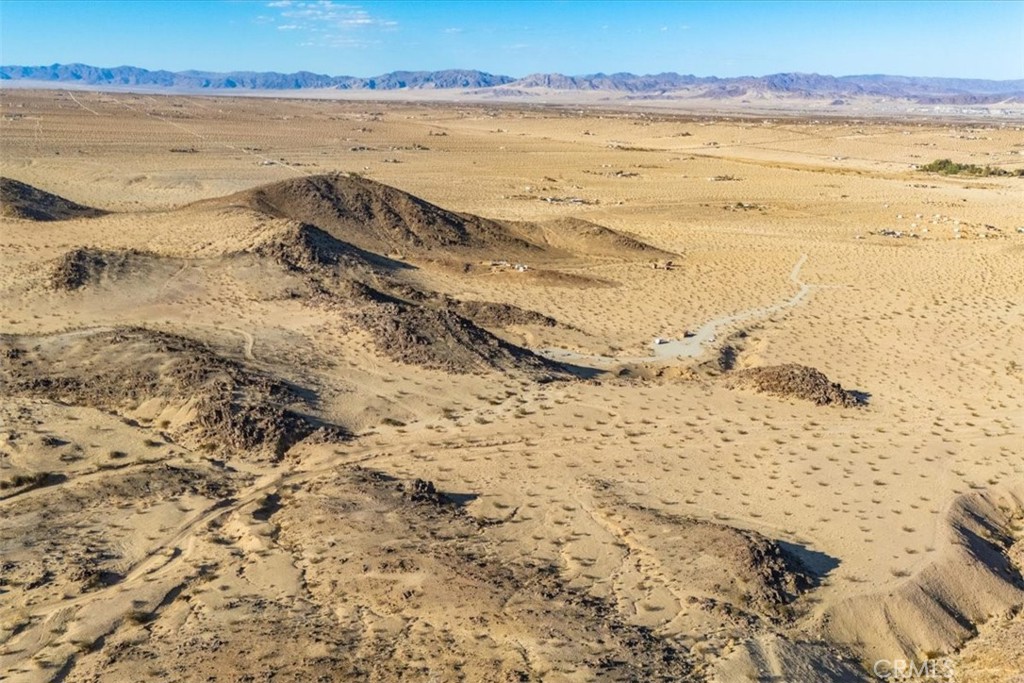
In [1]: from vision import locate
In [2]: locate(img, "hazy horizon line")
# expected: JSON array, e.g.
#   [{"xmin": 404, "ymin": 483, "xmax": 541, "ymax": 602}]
[{"xmin": 4, "ymin": 61, "xmax": 1023, "ymax": 84}]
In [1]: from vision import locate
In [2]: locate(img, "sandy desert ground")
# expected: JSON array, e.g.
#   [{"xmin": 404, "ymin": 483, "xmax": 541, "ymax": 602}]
[{"xmin": 1, "ymin": 88, "xmax": 1022, "ymax": 682}]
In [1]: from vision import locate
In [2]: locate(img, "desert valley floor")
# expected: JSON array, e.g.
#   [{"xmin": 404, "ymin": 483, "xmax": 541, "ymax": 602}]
[{"xmin": 0, "ymin": 89, "xmax": 1022, "ymax": 682}]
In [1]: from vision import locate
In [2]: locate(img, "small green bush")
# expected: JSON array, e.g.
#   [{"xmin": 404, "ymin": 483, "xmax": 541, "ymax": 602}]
[{"xmin": 920, "ymin": 158, "xmax": 1022, "ymax": 177}]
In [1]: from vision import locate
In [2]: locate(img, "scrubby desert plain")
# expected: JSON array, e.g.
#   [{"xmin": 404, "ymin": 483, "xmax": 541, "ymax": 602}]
[{"xmin": 0, "ymin": 88, "xmax": 1022, "ymax": 682}]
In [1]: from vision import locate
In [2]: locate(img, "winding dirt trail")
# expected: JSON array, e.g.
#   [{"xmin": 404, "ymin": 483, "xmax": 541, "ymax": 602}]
[
  {"xmin": 65, "ymin": 91, "xmax": 101, "ymax": 117},
  {"xmin": 537, "ymin": 253, "xmax": 814, "ymax": 367}
]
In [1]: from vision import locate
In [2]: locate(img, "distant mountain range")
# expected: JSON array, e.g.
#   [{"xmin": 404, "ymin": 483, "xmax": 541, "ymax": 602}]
[
  {"xmin": 3, "ymin": 63, "xmax": 1023, "ymax": 104},
  {"xmin": 0, "ymin": 64, "xmax": 515, "ymax": 91}
]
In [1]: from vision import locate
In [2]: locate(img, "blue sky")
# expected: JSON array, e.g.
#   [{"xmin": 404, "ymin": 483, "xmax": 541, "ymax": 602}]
[{"xmin": 1, "ymin": 1, "xmax": 1021, "ymax": 79}]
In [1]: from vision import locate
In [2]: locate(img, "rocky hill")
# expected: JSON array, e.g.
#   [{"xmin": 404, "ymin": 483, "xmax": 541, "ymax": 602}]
[{"xmin": 0, "ymin": 177, "xmax": 106, "ymax": 221}]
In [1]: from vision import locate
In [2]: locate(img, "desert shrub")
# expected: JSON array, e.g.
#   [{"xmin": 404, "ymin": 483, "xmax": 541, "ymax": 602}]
[{"xmin": 920, "ymin": 158, "xmax": 1022, "ymax": 177}]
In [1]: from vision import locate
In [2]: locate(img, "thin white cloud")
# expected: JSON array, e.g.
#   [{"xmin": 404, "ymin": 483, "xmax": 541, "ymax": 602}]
[
  {"xmin": 443, "ymin": 27, "xmax": 463, "ymax": 34},
  {"xmin": 263, "ymin": 0, "xmax": 397, "ymax": 48}
]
